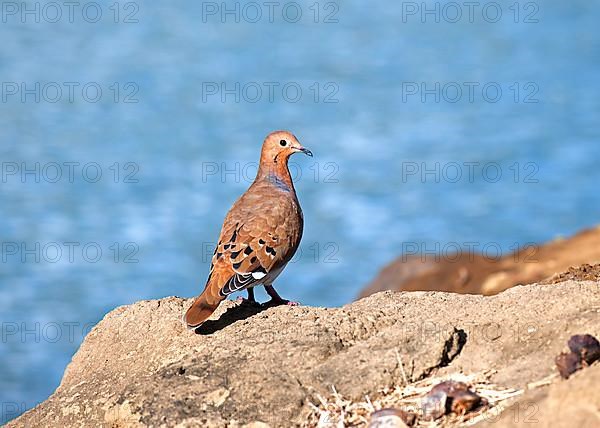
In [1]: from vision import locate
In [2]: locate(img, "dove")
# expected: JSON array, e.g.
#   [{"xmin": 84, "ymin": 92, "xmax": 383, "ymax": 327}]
[{"xmin": 184, "ymin": 130, "xmax": 312, "ymax": 329}]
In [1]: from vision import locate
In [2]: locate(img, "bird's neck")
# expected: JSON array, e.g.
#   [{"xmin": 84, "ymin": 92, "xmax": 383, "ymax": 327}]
[{"xmin": 256, "ymin": 156, "xmax": 295, "ymax": 193}]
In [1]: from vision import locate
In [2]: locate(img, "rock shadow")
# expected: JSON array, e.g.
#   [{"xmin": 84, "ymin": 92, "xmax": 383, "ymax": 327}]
[{"xmin": 195, "ymin": 302, "xmax": 268, "ymax": 335}]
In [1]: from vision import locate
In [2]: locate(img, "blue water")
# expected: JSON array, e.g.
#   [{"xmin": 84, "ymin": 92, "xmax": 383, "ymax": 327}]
[{"xmin": 1, "ymin": 0, "xmax": 599, "ymax": 422}]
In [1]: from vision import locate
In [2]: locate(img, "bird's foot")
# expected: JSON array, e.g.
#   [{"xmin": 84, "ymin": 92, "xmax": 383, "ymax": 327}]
[
  {"xmin": 236, "ymin": 296, "xmax": 260, "ymax": 307},
  {"xmin": 261, "ymin": 298, "xmax": 299, "ymax": 308}
]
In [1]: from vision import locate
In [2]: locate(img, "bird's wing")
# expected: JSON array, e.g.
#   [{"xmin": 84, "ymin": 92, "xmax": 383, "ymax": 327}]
[{"xmin": 201, "ymin": 189, "xmax": 302, "ymax": 304}]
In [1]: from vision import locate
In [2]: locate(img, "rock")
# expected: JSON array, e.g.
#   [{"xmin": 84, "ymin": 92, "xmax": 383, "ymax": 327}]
[
  {"xmin": 478, "ymin": 364, "xmax": 600, "ymax": 428},
  {"xmin": 422, "ymin": 380, "xmax": 483, "ymax": 419},
  {"xmin": 543, "ymin": 263, "xmax": 600, "ymax": 285},
  {"xmin": 450, "ymin": 389, "xmax": 483, "ymax": 415},
  {"xmin": 368, "ymin": 408, "xmax": 411, "ymax": 427},
  {"xmin": 567, "ymin": 334, "xmax": 600, "ymax": 364},
  {"xmin": 555, "ymin": 352, "xmax": 582, "ymax": 379},
  {"xmin": 555, "ymin": 334, "xmax": 600, "ymax": 379},
  {"xmin": 359, "ymin": 226, "xmax": 600, "ymax": 297},
  {"xmin": 422, "ymin": 380, "xmax": 484, "ymax": 419},
  {"xmin": 421, "ymin": 388, "xmax": 448, "ymax": 420},
  {"xmin": 7, "ymin": 280, "xmax": 600, "ymax": 427}
]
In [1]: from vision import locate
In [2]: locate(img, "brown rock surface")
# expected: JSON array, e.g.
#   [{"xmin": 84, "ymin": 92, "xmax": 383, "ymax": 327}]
[
  {"xmin": 8, "ymin": 280, "xmax": 600, "ymax": 428},
  {"xmin": 541, "ymin": 263, "xmax": 600, "ymax": 285},
  {"xmin": 478, "ymin": 364, "xmax": 600, "ymax": 428},
  {"xmin": 359, "ymin": 226, "xmax": 600, "ymax": 297}
]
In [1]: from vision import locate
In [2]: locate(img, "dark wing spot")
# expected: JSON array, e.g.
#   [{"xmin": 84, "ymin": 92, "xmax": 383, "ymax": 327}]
[
  {"xmin": 266, "ymin": 246, "xmax": 277, "ymax": 256},
  {"xmin": 230, "ymin": 250, "xmax": 241, "ymax": 259},
  {"xmin": 250, "ymin": 256, "xmax": 257, "ymax": 263},
  {"xmin": 232, "ymin": 261, "xmax": 242, "ymax": 269},
  {"xmin": 223, "ymin": 244, "xmax": 230, "ymax": 250},
  {"xmin": 216, "ymin": 252, "xmax": 222, "ymax": 259},
  {"xmin": 244, "ymin": 246, "xmax": 253, "ymax": 255},
  {"xmin": 258, "ymin": 239, "xmax": 265, "ymax": 245},
  {"xmin": 231, "ymin": 229, "xmax": 238, "ymax": 243},
  {"xmin": 254, "ymin": 265, "xmax": 268, "ymax": 276}
]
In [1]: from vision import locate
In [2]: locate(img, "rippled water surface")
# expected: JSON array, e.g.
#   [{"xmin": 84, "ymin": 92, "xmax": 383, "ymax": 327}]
[{"xmin": 1, "ymin": 0, "xmax": 599, "ymax": 421}]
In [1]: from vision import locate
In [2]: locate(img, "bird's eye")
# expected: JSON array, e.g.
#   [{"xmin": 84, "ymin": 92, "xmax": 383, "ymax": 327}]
[{"xmin": 280, "ymin": 140, "xmax": 287, "ymax": 147}]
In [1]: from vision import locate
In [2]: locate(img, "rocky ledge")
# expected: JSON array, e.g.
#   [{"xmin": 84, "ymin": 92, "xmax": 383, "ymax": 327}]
[
  {"xmin": 9, "ymin": 280, "xmax": 600, "ymax": 427},
  {"xmin": 360, "ymin": 226, "xmax": 600, "ymax": 297}
]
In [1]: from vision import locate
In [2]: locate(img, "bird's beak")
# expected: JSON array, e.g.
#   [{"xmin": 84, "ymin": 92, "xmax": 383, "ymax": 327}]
[{"xmin": 296, "ymin": 146, "xmax": 313, "ymax": 157}]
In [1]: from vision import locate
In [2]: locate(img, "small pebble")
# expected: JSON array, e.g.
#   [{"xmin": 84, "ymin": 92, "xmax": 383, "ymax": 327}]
[
  {"xmin": 421, "ymin": 389, "xmax": 448, "ymax": 420},
  {"xmin": 422, "ymin": 380, "xmax": 483, "ymax": 420},
  {"xmin": 368, "ymin": 408, "xmax": 415, "ymax": 427},
  {"xmin": 555, "ymin": 351, "xmax": 582, "ymax": 379},
  {"xmin": 450, "ymin": 390, "xmax": 483, "ymax": 414},
  {"xmin": 555, "ymin": 334, "xmax": 600, "ymax": 378},
  {"xmin": 567, "ymin": 334, "xmax": 600, "ymax": 364}
]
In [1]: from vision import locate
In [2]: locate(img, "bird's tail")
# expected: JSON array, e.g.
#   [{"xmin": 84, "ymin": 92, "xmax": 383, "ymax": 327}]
[{"xmin": 183, "ymin": 293, "xmax": 221, "ymax": 329}]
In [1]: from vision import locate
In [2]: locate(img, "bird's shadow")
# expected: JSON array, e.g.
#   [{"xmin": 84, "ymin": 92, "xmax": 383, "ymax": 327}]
[{"xmin": 194, "ymin": 302, "xmax": 267, "ymax": 335}]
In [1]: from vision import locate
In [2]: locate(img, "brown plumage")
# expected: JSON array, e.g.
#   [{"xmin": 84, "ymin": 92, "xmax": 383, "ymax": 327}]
[{"xmin": 184, "ymin": 130, "xmax": 312, "ymax": 329}]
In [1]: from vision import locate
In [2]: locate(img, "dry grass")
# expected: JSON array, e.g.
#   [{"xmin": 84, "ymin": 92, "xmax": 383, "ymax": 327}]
[{"xmin": 303, "ymin": 370, "xmax": 525, "ymax": 428}]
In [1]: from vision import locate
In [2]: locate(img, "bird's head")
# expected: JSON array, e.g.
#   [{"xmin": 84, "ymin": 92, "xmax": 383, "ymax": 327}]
[{"xmin": 260, "ymin": 130, "xmax": 313, "ymax": 166}]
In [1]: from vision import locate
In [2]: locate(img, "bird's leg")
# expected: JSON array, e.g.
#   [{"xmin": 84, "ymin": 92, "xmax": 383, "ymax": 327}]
[
  {"xmin": 247, "ymin": 287, "xmax": 256, "ymax": 303},
  {"xmin": 236, "ymin": 287, "xmax": 259, "ymax": 306},
  {"xmin": 263, "ymin": 285, "xmax": 299, "ymax": 307}
]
